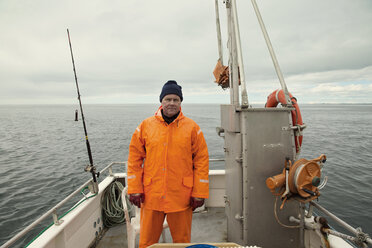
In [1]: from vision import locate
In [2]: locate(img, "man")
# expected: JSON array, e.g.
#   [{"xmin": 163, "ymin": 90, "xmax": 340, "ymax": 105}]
[{"xmin": 127, "ymin": 80, "xmax": 209, "ymax": 247}]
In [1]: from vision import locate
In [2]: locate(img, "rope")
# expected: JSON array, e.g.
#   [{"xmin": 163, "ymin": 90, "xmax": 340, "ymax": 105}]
[{"xmin": 101, "ymin": 180, "xmax": 126, "ymax": 227}]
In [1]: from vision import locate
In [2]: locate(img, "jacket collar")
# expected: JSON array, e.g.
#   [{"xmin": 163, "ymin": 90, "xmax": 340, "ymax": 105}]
[{"xmin": 155, "ymin": 106, "xmax": 184, "ymax": 123}]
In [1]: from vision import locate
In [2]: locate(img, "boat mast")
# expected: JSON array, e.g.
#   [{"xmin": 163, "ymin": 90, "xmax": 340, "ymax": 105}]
[{"xmin": 221, "ymin": 0, "xmax": 300, "ymax": 246}]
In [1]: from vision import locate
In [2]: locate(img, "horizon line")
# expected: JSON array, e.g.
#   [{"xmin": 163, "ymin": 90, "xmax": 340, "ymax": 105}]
[{"xmin": 1, "ymin": 102, "xmax": 371, "ymax": 106}]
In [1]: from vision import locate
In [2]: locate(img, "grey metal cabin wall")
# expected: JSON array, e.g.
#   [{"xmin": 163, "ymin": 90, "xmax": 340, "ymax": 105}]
[
  {"xmin": 221, "ymin": 105, "xmax": 301, "ymax": 247},
  {"xmin": 221, "ymin": 104, "xmax": 244, "ymax": 244}
]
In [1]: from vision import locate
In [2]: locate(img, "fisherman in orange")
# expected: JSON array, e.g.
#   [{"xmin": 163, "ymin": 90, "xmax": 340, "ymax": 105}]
[{"xmin": 127, "ymin": 80, "xmax": 209, "ymax": 247}]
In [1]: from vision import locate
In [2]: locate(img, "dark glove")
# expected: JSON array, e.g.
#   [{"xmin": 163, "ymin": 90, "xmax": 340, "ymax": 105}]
[
  {"xmin": 129, "ymin": 193, "xmax": 145, "ymax": 208},
  {"xmin": 190, "ymin": 197, "xmax": 205, "ymax": 211}
]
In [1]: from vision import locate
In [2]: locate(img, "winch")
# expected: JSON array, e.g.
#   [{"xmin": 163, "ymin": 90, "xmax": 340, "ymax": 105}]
[{"xmin": 266, "ymin": 154, "xmax": 327, "ymax": 204}]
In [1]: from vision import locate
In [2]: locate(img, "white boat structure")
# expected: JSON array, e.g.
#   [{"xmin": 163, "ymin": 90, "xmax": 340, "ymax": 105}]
[{"xmin": 2, "ymin": 1, "xmax": 371, "ymax": 248}]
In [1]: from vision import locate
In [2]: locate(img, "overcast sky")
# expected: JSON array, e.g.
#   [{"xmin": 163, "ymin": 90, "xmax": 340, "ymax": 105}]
[{"xmin": 1, "ymin": 0, "xmax": 371, "ymax": 104}]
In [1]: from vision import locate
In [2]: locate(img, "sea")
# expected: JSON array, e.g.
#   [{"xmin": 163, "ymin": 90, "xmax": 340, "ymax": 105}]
[{"xmin": 0, "ymin": 104, "xmax": 371, "ymax": 247}]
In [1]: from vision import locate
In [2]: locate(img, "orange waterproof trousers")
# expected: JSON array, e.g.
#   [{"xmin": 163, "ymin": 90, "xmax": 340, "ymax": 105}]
[{"xmin": 139, "ymin": 207, "xmax": 193, "ymax": 248}]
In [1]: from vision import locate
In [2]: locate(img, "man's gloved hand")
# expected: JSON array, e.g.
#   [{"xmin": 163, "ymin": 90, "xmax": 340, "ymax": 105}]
[
  {"xmin": 129, "ymin": 193, "xmax": 145, "ymax": 208},
  {"xmin": 190, "ymin": 197, "xmax": 205, "ymax": 211}
]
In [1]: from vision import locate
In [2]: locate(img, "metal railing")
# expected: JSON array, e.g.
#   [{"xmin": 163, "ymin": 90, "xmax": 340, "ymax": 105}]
[
  {"xmin": 1, "ymin": 159, "xmax": 224, "ymax": 248},
  {"xmin": 209, "ymin": 158, "xmax": 225, "ymax": 162},
  {"xmin": 310, "ymin": 201, "xmax": 372, "ymax": 247},
  {"xmin": 0, "ymin": 162, "xmax": 126, "ymax": 248}
]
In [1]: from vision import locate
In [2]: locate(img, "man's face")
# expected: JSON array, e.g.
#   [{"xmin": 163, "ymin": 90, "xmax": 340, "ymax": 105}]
[{"xmin": 161, "ymin": 94, "xmax": 181, "ymax": 118}]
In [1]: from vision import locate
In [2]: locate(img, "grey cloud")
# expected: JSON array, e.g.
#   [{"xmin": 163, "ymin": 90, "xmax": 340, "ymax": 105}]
[{"xmin": 0, "ymin": 0, "xmax": 371, "ymax": 104}]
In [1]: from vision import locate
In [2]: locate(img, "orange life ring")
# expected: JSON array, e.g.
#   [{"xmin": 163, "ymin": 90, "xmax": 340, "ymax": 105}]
[{"xmin": 265, "ymin": 89, "xmax": 303, "ymax": 153}]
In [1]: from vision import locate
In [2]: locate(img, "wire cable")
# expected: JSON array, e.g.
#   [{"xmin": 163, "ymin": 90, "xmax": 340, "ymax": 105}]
[{"xmin": 274, "ymin": 196, "xmax": 301, "ymax": 229}]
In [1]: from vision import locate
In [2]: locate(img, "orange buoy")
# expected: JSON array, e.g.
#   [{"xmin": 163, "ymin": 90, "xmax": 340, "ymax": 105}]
[{"xmin": 265, "ymin": 89, "xmax": 303, "ymax": 153}]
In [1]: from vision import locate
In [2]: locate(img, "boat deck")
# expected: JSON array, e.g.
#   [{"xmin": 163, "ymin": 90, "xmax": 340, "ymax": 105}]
[{"xmin": 96, "ymin": 207, "xmax": 227, "ymax": 248}]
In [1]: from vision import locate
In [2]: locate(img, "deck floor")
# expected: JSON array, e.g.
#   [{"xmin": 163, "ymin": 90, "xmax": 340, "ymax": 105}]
[{"xmin": 96, "ymin": 207, "xmax": 227, "ymax": 248}]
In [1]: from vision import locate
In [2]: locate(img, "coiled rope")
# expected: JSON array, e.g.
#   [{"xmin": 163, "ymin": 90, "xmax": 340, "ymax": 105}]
[{"xmin": 101, "ymin": 180, "xmax": 126, "ymax": 227}]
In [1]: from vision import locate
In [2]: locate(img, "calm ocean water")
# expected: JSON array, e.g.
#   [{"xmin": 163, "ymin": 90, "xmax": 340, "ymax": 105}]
[{"xmin": 0, "ymin": 104, "xmax": 371, "ymax": 246}]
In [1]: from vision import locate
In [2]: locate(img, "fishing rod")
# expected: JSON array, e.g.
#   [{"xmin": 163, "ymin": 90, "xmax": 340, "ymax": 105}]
[{"xmin": 67, "ymin": 28, "xmax": 99, "ymax": 193}]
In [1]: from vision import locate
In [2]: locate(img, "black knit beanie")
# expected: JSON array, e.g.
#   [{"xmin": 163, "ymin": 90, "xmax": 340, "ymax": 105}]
[{"xmin": 159, "ymin": 80, "xmax": 183, "ymax": 102}]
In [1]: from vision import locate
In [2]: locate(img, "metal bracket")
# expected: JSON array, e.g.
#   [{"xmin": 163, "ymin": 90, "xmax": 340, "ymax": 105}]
[
  {"xmin": 282, "ymin": 124, "xmax": 307, "ymax": 132},
  {"xmin": 282, "ymin": 126, "xmax": 290, "ymax": 131},
  {"xmin": 306, "ymin": 204, "xmax": 314, "ymax": 218},
  {"xmin": 52, "ymin": 209, "xmax": 63, "ymax": 226},
  {"xmin": 224, "ymin": 195, "xmax": 230, "ymax": 206},
  {"xmin": 235, "ymin": 213, "xmax": 244, "ymax": 221},
  {"xmin": 292, "ymin": 124, "xmax": 307, "ymax": 132},
  {"xmin": 216, "ymin": 127, "xmax": 225, "ymax": 137},
  {"xmin": 108, "ymin": 165, "xmax": 113, "ymax": 177},
  {"xmin": 88, "ymin": 181, "xmax": 99, "ymax": 194}
]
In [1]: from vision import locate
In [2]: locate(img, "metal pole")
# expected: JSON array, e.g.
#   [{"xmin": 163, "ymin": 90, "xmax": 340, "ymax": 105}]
[
  {"xmin": 231, "ymin": 0, "xmax": 249, "ymax": 108},
  {"xmin": 250, "ymin": 0, "xmax": 292, "ymax": 106},
  {"xmin": 215, "ymin": 0, "xmax": 224, "ymax": 64},
  {"xmin": 231, "ymin": 24, "xmax": 240, "ymax": 108},
  {"xmin": 311, "ymin": 201, "xmax": 372, "ymax": 246},
  {"xmin": 226, "ymin": 0, "xmax": 239, "ymax": 106},
  {"xmin": 311, "ymin": 201, "xmax": 357, "ymax": 235}
]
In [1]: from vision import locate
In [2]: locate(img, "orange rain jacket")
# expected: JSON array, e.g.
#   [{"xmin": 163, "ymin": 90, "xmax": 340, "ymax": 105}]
[{"xmin": 127, "ymin": 106, "xmax": 209, "ymax": 213}]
